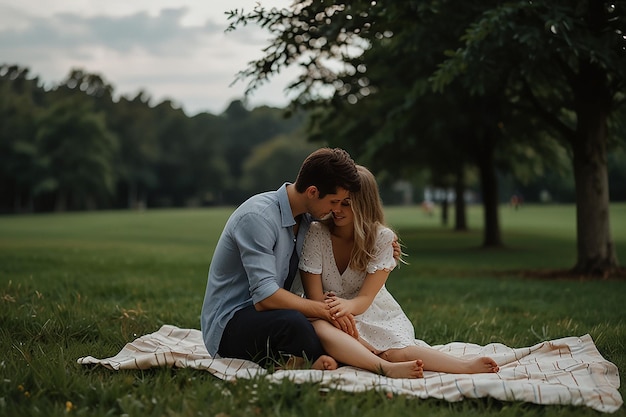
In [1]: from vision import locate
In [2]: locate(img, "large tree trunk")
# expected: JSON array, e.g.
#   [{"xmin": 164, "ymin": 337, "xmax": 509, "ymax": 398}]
[
  {"xmin": 476, "ymin": 131, "xmax": 502, "ymax": 247},
  {"xmin": 570, "ymin": 61, "xmax": 618, "ymax": 275}
]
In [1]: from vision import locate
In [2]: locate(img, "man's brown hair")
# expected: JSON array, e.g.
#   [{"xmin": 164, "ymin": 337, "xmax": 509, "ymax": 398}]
[{"xmin": 294, "ymin": 148, "xmax": 360, "ymax": 197}]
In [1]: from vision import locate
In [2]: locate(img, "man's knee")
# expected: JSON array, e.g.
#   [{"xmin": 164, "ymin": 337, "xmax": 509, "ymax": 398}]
[
  {"xmin": 274, "ymin": 310, "xmax": 314, "ymax": 337},
  {"xmin": 272, "ymin": 310, "xmax": 324, "ymax": 357}
]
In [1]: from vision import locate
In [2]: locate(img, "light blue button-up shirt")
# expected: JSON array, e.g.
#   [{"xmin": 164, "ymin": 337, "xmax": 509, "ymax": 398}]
[{"xmin": 200, "ymin": 183, "xmax": 312, "ymax": 356}]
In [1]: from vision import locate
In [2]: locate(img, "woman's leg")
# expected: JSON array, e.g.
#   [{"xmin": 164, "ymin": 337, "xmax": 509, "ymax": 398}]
[
  {"xmin": 312, "ymin": 320, "xmax": 423, "ymax": 379},
  {"xmin": 381, "ymin": 345, "xmax": 499, "ymax": 374}
]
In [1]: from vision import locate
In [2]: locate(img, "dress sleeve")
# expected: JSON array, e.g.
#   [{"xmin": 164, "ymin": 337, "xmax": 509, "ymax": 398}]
[
  {"xmin": 299, "ymin": 222, "xmax": 324, "ymax": 275},
  {"xmin": 366, "ymin": 226, "xmax": 397, "ymax": 274}
]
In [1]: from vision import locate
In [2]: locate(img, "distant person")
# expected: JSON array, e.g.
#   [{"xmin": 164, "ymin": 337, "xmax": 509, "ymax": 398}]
[
  {"xmin": 300, "ymin": 165, "xmax": 500, "ymax": 377},
  {"xmin": 510, "ymin": 194, "xmax": 523, "ymax": 210},
  {"xmin": 421, "ymin": 200, "xmax": 434, "ymax": 216},
  {"xmin": 201, "ymin": 148, "xmax": 397, "ymax": 371}
]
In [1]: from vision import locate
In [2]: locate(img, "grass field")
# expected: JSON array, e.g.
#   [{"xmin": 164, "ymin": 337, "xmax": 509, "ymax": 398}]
[{"xmin": 1, "ymin": 203, "xmax": 624, "ymax": 416}]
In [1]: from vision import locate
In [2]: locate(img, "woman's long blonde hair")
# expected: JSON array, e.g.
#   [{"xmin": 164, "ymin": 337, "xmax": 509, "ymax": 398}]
[{"xmin": 325, "ymin": 165, "xmax": 398, "ymax": 272}]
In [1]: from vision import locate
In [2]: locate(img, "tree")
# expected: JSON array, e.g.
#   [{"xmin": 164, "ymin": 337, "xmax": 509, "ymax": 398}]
[
  {"xmin": 108, "ymin": 92, "xmax": 160, "ymax": 209},
  {"xmin": 148, "ymin": 100, "xmax": 195, "ymax": 207},
  {"xmin": 0, "ymin": 65, "xmax": 46, "ymax": 212},
  {"xmin": 219, "ymin": 100, "xmax": 309, "ymax": 203},
  {"xmin": 185, "ymin": 112, "xmax": 232, "ymax": 206},
  {"xmin": 36, "ymin": 97, "xmax": 118, "ymax": 211},
  {"xmin": 226, "ymin": 1, "xmax": 515, "ymax": 245},
  {"xmin": 239, "ymin": 135, "xmax": 317, "ymax": 195},
  {"xmin": 431, "ymin": 1, "xmax": 626, "ymax": 274}
]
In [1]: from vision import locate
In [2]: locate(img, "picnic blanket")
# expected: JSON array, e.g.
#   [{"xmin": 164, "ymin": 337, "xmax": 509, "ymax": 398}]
[{"xmin": 77, "ymin": 325, "xmax": 622, "ymax": 413}]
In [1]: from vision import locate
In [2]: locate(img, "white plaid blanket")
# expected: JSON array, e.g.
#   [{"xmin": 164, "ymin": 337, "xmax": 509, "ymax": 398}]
[{"xmin": 78, "ymin": 325, "xmax": 622, "ymax": 413}]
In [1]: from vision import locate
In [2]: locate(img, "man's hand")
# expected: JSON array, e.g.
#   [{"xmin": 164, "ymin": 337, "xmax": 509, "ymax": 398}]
[
  {"xmin": 323, "ymin": 291, "xmax": 359, "ymax": 338},
  {"xmin": 331, "ymin": 314, "xmax": 359, "ymax": 339},
  {"xmin": 392, "ymin": 236, "xmax": 401, "ymax": 261}
]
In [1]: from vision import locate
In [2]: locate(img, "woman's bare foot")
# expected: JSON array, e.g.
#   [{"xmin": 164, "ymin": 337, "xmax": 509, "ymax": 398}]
[
  {"xmin": 462, "ymin": 357, "xmax": 499, "ymax": 373},
  {"xmin": 379, "ymin": 359, "xmax": 424, "ymax": 379},
  {"xmin": 312, "ymin": 354, "xmax": 338, "ymax": 370}
]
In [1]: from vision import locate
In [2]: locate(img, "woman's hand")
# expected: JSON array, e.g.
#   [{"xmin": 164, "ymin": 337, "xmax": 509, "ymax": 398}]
[
  {"xmin": 325, "ymin": 294, "xmax": 355, "ymax": 318},
  {"xmin": 324, "ymin": 292, "xmax": 359, "ymax": 338}
]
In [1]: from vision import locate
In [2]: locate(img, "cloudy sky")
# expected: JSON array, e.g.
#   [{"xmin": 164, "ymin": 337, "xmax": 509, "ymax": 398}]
[{"xmin": 0, "ymin": 0, "xmax": 295, "ymax": 115}]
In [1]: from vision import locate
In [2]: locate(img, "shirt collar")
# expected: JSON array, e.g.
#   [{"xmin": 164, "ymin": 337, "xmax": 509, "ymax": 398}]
[{"xmin": 277, "ymin": 183, "xmax": 296, "ymax": 228}]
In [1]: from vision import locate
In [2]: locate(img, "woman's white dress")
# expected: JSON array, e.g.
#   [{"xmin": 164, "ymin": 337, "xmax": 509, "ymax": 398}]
[{"xmin": 299, "ymin": 222, "xmax": 416, "ymax": 351}]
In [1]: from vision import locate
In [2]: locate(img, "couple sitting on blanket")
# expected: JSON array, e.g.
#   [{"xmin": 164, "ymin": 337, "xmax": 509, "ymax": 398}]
[{"xmin": 200, "ymin": 148, "xmax": 499, "ymax": 379}]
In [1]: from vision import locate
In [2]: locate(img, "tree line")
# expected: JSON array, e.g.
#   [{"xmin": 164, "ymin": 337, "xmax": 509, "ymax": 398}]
[
  {"xmin": 0, "ymin": 64, "xmax": 320, "ymax": 214},
  {"xmin": 7, "ymin": 62, "xmax": 622, "ymax": 219}
]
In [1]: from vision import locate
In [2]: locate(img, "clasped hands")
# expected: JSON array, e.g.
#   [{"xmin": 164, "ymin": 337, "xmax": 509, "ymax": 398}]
[{"xmin": 324, "ymin": 291, "xmax": 359, "ymax": 339}]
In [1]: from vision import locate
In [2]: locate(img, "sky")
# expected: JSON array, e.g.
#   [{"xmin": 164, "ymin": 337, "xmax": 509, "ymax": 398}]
[{"xmin": 0, "ymin": 0, "xmax": 296, "ymax": 115}]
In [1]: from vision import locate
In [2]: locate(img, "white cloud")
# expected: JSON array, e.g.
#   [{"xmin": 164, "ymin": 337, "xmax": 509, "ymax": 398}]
[{"xmin": 0, "ymin": 0, "xmax": 295, "ymax": 115}]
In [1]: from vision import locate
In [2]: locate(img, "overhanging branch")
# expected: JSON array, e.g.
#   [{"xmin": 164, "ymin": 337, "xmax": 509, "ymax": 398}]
[{"xmin": 521, "ymin": 77, "xmax": 574, "ymax": 142}]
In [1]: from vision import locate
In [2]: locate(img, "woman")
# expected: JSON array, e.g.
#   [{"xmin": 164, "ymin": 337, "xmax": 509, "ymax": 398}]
[{"xmin": 299, "ymin": 165, "xmax": 499, "ymax": 378}]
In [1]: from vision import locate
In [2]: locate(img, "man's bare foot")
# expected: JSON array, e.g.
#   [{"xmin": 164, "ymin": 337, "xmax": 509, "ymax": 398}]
[
  {"xmin": 312, "ymin": 354, "xmax": 338, "ymax": 371},
  {"xmin": 463, "ymin": 357, "xmax": 499, "ymax": 373},
  {"xmin": 282, "ymin": 355, "xmax": 337, "ymax": 371},
  {"xmin": 380, "ymin": 359, "xmax": 424, "ymax": 379}
]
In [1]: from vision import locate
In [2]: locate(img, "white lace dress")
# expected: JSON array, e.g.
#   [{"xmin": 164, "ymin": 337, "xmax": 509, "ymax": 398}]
[{"xmin": 299, "ymin": 222, "xmax": 417, "ymax": 351}]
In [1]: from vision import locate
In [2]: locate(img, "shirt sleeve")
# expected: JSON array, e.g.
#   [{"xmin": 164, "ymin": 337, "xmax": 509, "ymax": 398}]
[
  {"xmin": 299, "ymin": 222, "xmax": 324, "ymax": 275},
  {"xmin": 366, "ymin": 226, "xmax": 397, "ymax": 274},
  {"xmin": 232, "ymin": 212, "xmax": 281, "ymax": 304}
]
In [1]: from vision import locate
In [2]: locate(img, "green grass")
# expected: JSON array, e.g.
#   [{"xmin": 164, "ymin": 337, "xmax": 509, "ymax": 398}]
[{"xmin": 1, "ymin": 203, "xmax": 624, "ymax": 417}]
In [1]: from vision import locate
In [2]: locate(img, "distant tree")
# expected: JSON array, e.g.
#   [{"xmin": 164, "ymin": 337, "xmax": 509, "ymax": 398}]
[
  {"xmin": 239, "ymin": 135, "xmax": 318, "ymax": 195},
  {"xmin": 220, "ymin": 100, "xmax": 308, "ymax": 203},
  {"xmin": 108, "ymin": 92, "xmax": 160, "ymax": 209},
  {"xmin": 187, "ymin": 112, "xmax": 232, "ymax": 206},
  {"xmin": 221, "ymin": 100, "xmax": 263, "ymax": 183},
  {"xmin": 148, "ymin": 100, "xmax": 194, "ymax": 207},
  {"xmin": 36, "ymin": 97, "xmax": 118, "ymax": 211},
  {"xmin": 53, "ymin": 68, "xmax": 115, "ymax": 103},
  {"xmin": 0, "ymin": 65, "xmax": 44, "ymax": 212}
]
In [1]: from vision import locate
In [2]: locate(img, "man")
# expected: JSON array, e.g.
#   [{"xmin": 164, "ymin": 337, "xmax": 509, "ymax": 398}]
[{"xmin": 200, "ymin": 148, "xmax": 361, "ymax": 369}]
